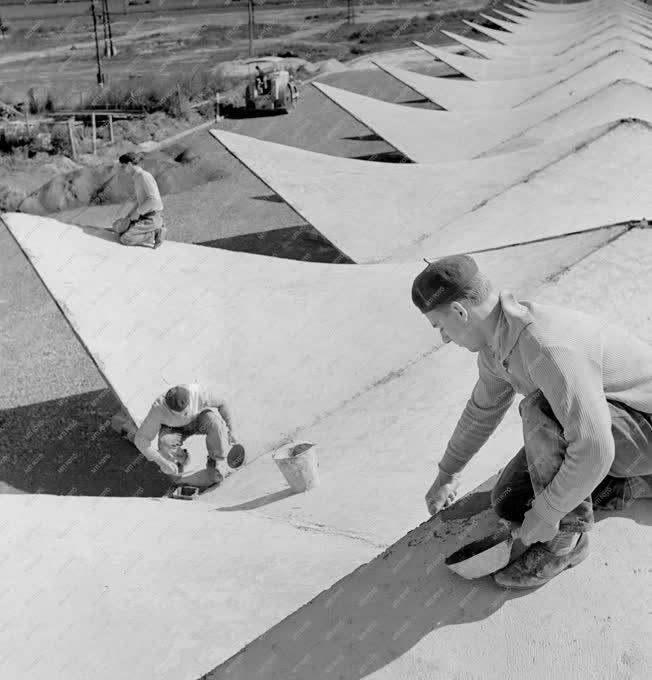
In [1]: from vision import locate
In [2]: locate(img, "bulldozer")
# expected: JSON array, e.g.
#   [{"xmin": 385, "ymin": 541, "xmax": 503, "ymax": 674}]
[{"xmin": 244, "ymin": 57, "xmax": 299, "ymax": 114}]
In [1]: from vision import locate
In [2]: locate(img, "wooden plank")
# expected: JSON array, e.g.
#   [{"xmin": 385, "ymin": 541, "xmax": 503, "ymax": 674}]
[{"xmin": 92, "ymin": 113, "xmax": 97, "ymax": 154}]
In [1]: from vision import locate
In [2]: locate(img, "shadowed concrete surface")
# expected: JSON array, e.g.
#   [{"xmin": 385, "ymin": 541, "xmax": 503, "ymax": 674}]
[
  {"xmin": 0, "ymin": 390, "xmax": 172, "ymax": 497},
  {"xmin": 203, "ymin": 498, "xmax": 651, "ymax": 680}
]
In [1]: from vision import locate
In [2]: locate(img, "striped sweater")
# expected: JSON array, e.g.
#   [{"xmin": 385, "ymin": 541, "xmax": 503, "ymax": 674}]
[{"xmin": 440, "ymin": 293, "xmax": 652, "ymax": 526}]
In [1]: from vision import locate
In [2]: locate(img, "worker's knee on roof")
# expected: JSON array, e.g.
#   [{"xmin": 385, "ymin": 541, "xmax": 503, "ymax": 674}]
[
  {"xmin": 197, "ymin": 409, "xmax": 226, "ymax": 432},
  {"xmin": 197, "ymin": 409, "xmax": 221, "ymax": 424}
]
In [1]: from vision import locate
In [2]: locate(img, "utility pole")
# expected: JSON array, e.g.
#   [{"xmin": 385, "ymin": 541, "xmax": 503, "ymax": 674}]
[
  {"xmin": 91, "ymin": 0, "xmax": 104, "ymax": 85},
  {"xmin": 247, "ymin": 0, "xmax": 254, "ymax": 57},
  {"xmin": 104, "ymin": 0, "xmax": 115, "ymax": 57},
  {"xmin": 347, "ymin": 0, "xmax": 355, "ymax": 25},
  {"xmin": 101, "ymin": 0, "xmax": 109, "ymax": 56}
]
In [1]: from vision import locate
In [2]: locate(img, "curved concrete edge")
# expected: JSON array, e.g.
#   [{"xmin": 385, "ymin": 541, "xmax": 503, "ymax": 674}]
[{"xmin": 0, "ymin": 493, "xmax": 376, "ymax": 680}]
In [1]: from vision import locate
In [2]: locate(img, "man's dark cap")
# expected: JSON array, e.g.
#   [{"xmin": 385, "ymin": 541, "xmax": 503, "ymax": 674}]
[
  {"xmin": 118, "ymin": 151, "xmax": 139, "ymax": 165},
  {"xmin": 164, "ymin": 385, "xmax": 191, "ymax": 412},
  {"xmin": 411, "ymin": 255, "xmax": 479, "ymax": 314}
]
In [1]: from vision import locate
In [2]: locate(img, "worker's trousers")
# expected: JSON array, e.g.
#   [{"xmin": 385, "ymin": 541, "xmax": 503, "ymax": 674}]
[
  {"xmin": 158, "ymin": 409, "xmax": 231, "ymax": 465},
  {"xmin": 114, "ymin": 212, "xmax": 164, "ymax": 247},
  {"xmin": 492, "ymin": 391, "xmax": 652, "ymax": 533}
]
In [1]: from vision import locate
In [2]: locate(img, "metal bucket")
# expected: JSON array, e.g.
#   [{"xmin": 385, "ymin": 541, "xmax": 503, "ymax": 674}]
[
  {"xmin": 272, "ymin": 441, "xmax": 319, "ymax": 493},
  {"xmin": 445, "ymin": 527, "xmax": 516, "ymax": 579}
]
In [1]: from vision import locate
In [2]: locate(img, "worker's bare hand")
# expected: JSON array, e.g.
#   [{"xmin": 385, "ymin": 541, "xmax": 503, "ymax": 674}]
[{"xmin": 425, "ymin": 473, "xmax": 460, "ymax": 515}]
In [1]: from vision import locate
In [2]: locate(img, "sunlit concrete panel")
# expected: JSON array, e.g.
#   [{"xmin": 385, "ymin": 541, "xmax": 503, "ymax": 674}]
[
  {"xmin": 211, "ymin": 125, "xmax": 619, "ymax": 263},
  {"xmin": 439, "ymin": 27, "xmax": 652, "ymax": 58},
  {"xmin": 0, "ymin": 494, "xmax": 376, "ymax": 680},
  {"xmin": 392, "ymin": 120, "xmax": 652, "ymax": 260},
  {"xmin": 467, "ymin": 15, "xmax": 652, "ymax": 45},
  {"xmin": 414, "ymin": 39, "xmax": 652, "ymax": 80},
  {"xmin": 521, "ymin": 0, "xmax": 651, "ymax": 13},
  {"xmin": 2, "ymin": 213, "xmax": 434, "ymax": 459},
  {"xmin": 199, "ymin": 228, "xmax": 631, "ymax": 546},
  {"xmin": 375, "ymin": 52, "xmax": 652, "ymax": 110},
  {"xmin": 500, "ymin": 2, "xmax": 652, "ymax": 25},
  {"xmin": 477, "ymin": 8, "xmax": 652, "ymax": 34},
  {"xmin": 313, "ymin": 80, "xmax": 652, "ymax": 162}
]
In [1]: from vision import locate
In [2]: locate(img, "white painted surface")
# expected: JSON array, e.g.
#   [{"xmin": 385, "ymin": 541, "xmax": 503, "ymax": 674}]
[
  {"xmin": 198, "ymin": 228, "xmax": 627, "ymax": 544},
  {"xmin": 0, "ymin": 494, "xmax": 375, "ymax": 680},
  {"xmin": 203, "ymin": 230, "xmax": 652, "ymax": 680},
  {"xmin": 523, "ymin": 0, "xmax": 650, "ymax": 14},
  {"xmin": 212, "ymin": 122, "xmax": 640, "ymax": 263},
  {"xmin": 469, "ymin": 15, "xmax": 652, "ymax": 46},
  {"xmin": 478, "ymin": 8, "xmax": 652, "ymax": 34},
  {"xmin": 375, "ymin": 51, "xmax": 652, "ymax": 110},
  {"xmin": 415, "ymin": 36, "xmax": 652, "ymax": 80},
  {"xmin": 2, "ymin": 213, "xmax": 433, "ymax": 460},
  {"xmin": 313, "ymin": 80, "xmax": 652, "ymax": 162},
  {"xmin": 499, "ymin": 2, "xmax": 652, "ymax": 26},
  {"xmin": 439, "ymin": 26, "xmax": 652, "ymax": 58},
  {"xmin": 396, "ymin": 120, "xmax": 652, "ymax": 259}
]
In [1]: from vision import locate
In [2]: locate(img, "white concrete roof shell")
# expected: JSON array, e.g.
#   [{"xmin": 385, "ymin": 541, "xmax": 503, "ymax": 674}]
[
  {"xmin": 414, "ymin": 37, "xmax": 652, "ymax": 80},
  {"xmin": 375, "ymin": 51, "xmax": 652, "ymax": 110},
  {"xmin": 313, "ymin": 80, "xmax": 652, "ymax": 162},
  {"xmin": 213, "ymin": 120, "xmax": 652, "ymax": 263},
  {"xmin": 466, "ymin": 15, "xmax": 652, "ymax": 45},
  {"xmin": 1, "ymin": 213, "xmax": 434, "ymax": 459},
  {"xmin": 439, "ymin": 27, "xmax": 652, "ymax": 59},
  {"xmin": 211, "ymin": 123, "xmax": 629, "ymax": 263}
]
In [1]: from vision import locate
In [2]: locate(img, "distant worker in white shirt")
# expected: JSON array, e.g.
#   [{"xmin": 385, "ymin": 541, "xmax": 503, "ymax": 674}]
[
  {"xmin": 113, "ymin": 152, "xmax": 166, "ymax": 249},
  {"xmin": 134, "ymin": 383, "xmax": 245, "ymax": 484}
]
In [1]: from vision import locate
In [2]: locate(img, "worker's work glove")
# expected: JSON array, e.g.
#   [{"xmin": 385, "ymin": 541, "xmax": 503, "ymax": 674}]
[
  {"xmin": 425, "ymin": 471, "xmax": 460, "ymax": 515},
  {"xmin": 516, "ymin": 507, "xmax": 559, "ymax": 545}
]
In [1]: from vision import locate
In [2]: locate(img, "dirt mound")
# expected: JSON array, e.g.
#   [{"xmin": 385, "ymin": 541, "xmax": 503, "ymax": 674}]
[
  {"xmin": 213, "ymin": 57, "xmax": 310, "ymax": 80},
  {"xmin": 317, "ymin": 58, "xmax": 347, "ymax": 74},
  {"xmin": 296, "ymin": 58, "xmax": 347, "ymax": 80},
  {"xmin": 18, "ymin": 150, "xmax": 230, "ymax": 215}
]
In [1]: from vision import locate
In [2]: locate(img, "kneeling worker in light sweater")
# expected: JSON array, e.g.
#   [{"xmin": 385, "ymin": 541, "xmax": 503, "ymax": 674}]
[
  {"xmin": 113, "ymin": 152, "xmax": 166, "ymax": 249},
  {"xmin": 134, "ymin": 383, "xmax": 243, "ymax": 484},
  {"xmin": 412, "ymin": 255, "xmax": 652, "ymax": 589}
]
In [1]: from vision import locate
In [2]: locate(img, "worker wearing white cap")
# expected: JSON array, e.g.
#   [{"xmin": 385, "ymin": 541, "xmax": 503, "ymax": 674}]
[{"xmin": 134, "ymin": 383, "xmax": 244, "ymax": 484}]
